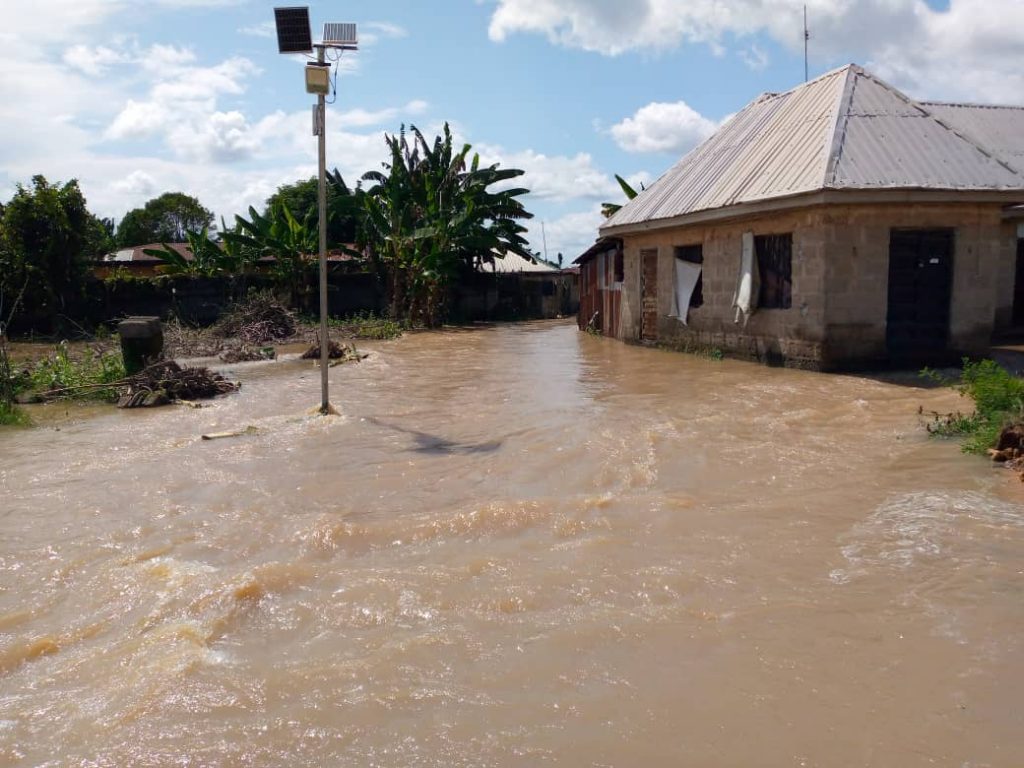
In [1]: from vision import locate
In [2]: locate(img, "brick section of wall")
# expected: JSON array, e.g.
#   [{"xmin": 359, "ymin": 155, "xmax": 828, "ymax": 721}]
[{"xmin": 617, "ymin": 201, "xmax": 1014, "ymax": 370}]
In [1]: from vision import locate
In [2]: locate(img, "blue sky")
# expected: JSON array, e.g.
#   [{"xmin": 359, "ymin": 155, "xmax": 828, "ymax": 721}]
[{"xmin": 1, "ymin": 0, "xmax": 1021, "ymax": 259}]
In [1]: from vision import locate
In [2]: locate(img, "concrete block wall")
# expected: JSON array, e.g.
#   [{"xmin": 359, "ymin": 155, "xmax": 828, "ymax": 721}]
[
  {"xmin": 617, "ymin": 201, "xmax": 1014, "ymax": 370},
  {"xmin": 620, "ymin": 207, "xmax": 829, "ymax": 368},
  {"xmin": 822, "ymin": 203, "xmax": 1007, "ymax": 366}
]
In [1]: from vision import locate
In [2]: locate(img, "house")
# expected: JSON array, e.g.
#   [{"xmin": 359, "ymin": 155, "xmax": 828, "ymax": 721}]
[{"xmin": 579, "ymin": 64, "xmax": 1024, "ymax": 369}]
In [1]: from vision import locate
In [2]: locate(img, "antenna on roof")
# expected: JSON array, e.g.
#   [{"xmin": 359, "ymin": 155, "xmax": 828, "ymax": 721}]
[{"xmin": 803, "ymin": 4, "xmax": 810, "ymax": 83}]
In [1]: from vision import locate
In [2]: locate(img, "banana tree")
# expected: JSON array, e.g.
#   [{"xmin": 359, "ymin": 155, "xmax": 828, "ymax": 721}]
[{"xmin": 601, "ymin": 174, "xmax": 642, "ymax": 219}]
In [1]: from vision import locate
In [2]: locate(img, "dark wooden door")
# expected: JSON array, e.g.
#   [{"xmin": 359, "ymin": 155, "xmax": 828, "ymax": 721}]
[
  {"xmin": 886, "ymin": 229, "xmax": 954, "ymax": 360},
  {"xmin": 640, "ymin": 249, "xmax": 658, "ymax": 341},
  {"xmin": 1013, "ymin": 239, "xmax": 1024, "ymax": 326}
]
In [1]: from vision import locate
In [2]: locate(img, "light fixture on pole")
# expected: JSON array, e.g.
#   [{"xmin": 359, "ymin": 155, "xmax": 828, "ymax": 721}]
[{"xmin": 273, "ymin": 7, "xmax": 358, "ymax": 415}]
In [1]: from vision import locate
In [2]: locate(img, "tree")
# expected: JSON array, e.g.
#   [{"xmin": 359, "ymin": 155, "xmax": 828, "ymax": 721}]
[
  {"xmin": 116, "ymin": 192, "xmax": 214, "ymax": 246},
  {"xmin": 142, "ymin": 218, "xmax": 249, "ymax": 278},
  {"xmin": 266, "ymin": 174, "xmax": 362, "ymax": 246},
  {"xmin": 601, "ymin": 174, "xmax": 642, "ymax": 219},
  {"xmin": 0, "ymin": 175, "xmax": 111, "ymax": 333},
  {"xmin": 361, "ymin": 123, "xmax": 533, "ymax": 325},
  {"xmin": 223, "ymin": 204, "xmax": 318, "ymax": 303}
]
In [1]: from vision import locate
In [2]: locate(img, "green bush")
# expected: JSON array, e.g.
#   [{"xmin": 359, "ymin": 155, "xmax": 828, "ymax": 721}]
[
  {"xmin": 922, "ymin": 359, "xmax": 1024, "ymax": 454},
  {"xmin": 0, "ymin": 400, "xmax": 30, "ymax": 426},
  {"xmin": 29, "ymin": 343, "xmax": 126, "ymax": 401}
]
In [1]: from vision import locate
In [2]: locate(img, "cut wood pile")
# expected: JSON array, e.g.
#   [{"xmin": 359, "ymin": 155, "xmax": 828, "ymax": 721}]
[
  {"xmin": 211, "ymin": 292, "xmax": 296, "ymax": 344},
  {"xmin": 116, "ymin": 361, "xmax": 240, "ymax": 408}
]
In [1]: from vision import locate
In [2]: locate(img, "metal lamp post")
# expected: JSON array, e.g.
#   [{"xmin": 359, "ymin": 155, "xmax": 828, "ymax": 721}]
[{"xmin": 274, "ymin": 8, "xmax": 358, "ymax": 414}]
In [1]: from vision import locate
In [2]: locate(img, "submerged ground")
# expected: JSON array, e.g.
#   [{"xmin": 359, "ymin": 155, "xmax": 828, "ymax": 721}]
[{"xmin": 1, "ymin": 320, "xmax": 1022, "ymax": 766}]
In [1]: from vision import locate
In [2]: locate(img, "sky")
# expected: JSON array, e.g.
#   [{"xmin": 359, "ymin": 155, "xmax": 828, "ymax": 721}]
[{"xmin": 1, "ymin": 0, "xmax": 1023, "ymax": 260}]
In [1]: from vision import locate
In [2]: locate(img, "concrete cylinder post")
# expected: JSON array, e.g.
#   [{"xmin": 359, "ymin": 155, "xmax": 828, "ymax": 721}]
[{"xmin": 118, "ymin": 316, "xmax": 164, "ymax": 375}]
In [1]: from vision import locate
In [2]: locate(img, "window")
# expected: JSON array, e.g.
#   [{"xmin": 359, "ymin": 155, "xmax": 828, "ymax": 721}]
[
  {"xmin": 755, "ymin": 234, "xmax": 792, "ymax": 309},
  {"xmin": 674, "ymin": 244, "xmax": 704, "ymax": 308},
  {"xmin": 614, "ymin": 249, "xmax": 625, "ymax": 283}
]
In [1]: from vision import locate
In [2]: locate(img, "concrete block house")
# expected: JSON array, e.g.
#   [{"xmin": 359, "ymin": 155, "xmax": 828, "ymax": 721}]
[{"xmin": 578, "ymin": 65, "xmax": 1024, "ymax": 369}]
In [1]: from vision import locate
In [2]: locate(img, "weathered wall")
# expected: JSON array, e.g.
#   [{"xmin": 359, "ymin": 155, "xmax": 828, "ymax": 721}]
[
  {"xmin": 616, "ymin": 202, "xmax": 1014, "ymax": 369},
  {"xmin": 620, "ymin": 207, "xmax": 828, "ymax": 367},
  {"xmin": 821, "ymin": 203, "xmax": 1008, "ymax": 367}
]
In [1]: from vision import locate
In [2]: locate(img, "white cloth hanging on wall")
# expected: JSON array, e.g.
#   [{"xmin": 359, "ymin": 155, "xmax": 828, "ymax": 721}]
[
  {"xmin": 669, "ymin": 258, "xmax": 703, "ymax": 325},
  {"xmin": 732, "ymin": 231, "xmax": 759, "ymax": 325}
]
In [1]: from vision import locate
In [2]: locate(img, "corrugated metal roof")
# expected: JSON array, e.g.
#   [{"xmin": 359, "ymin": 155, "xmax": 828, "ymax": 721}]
[
  {"xmin": 484, "ymin": 252, "xmax": 557, "ymax": 273},
  {"xmin": 919, "ymin": 101, "xmax": 1024, "ymax": 172},
  {"xmin": 603, "ymin": 65, "xmax": 1024, "ymax": 232}
]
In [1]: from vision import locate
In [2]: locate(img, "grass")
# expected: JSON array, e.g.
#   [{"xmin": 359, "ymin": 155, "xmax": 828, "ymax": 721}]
[
  {"xmin": 324, "ymin": 311, "xmax": 404, "ymax": 340},
  {"xmin": 0, "ymin": 400, "xmax": 30, "ymax": 426},
  {"xmin": 26, "ymin": 342, "xmax": 127, "ymax": 401},
  {"xmin": 922, "ymin": 358, "xmax": 1024, "ymax": 454}
]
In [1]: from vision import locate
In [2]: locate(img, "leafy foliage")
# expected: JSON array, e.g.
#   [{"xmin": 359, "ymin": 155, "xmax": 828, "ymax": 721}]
[
  {"xmin": 266, "ymin": 175, "xmax": 362, "ymax": 246},
  {"xmin": 601, "ymin": 174, "xmax": 642, "ymax": 219},
  {"xmin": 922, "ymin": 359, "xmax": 1024, "ymax": 454},
  {"xmin": 28, "ymin": 343, "xmax": 126, "ymax": 401},
  {"xmin": 361, "ymin": 123, "xmax": 533, "ymax": 325},
  {"xmin": 116, "ymin": 192, "xmax": 214, "ymax": 247},
  {"xmin": 223, "ymin": 204, "xmax": 318, "ymax": 301},
  {"xmin": 143, "ymin": 220, "xmax": 248, "ymax": 277},
  {"xmin": 0, "ymin": 176, "xmax": 111, "ymax": 333}
]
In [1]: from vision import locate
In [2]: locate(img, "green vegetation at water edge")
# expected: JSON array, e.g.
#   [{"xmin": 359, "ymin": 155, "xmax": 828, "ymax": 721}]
[
  {"xmin": 922, "ymin": 359, "xmax": 1024, "ymax": 454},
  {"xmin": 0, "ymin": 400, "xmax": 30, "ymax": 426},
  {"xmin": 26, "ymin": 343, "xmax": 127, "ymax": 401},
  {"xmin": 326, "ymin": 312, "xmax": 403, "ymax": 340}
]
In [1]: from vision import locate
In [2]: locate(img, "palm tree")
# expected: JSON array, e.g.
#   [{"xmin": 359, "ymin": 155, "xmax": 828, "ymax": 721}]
[{"xmin": 361, "ymin": 123, "xmax": 533, "ymax": 325}]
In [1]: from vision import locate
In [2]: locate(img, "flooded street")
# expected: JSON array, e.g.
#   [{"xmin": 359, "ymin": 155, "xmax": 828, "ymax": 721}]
[{"xmin": 1, "ymin": 320, "xmax": 1022, "ymax": 766}]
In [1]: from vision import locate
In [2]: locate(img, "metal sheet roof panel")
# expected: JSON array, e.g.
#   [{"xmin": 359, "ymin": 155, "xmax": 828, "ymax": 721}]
[{"xmin": 603, "ymin": 64, "xmax": 1024, "ymax": 234}]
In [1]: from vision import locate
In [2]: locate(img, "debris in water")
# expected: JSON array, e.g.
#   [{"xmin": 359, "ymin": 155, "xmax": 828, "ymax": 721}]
[
  {"xmin": 117, "ymin": 361, "xmax": 239, "ymax": 408},
  {"xmin": 201, "ymin": 426, "xmax": 261, "ymax": 441},
  {"xmin": 301, "ymin": 339, "xmax": 367, "ymax": 364},
  {"xmin": 218, "ymin": 345, "xmax": 276, "ymax": 364}
]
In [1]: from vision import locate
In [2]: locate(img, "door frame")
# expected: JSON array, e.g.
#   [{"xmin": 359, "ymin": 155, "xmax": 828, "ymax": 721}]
[{"xmin": 885, "ymin": 227, "xmax": 955, "ymax": 362}]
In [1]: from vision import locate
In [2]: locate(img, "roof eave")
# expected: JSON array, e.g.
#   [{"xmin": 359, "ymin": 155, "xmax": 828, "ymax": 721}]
[{"xmin": 600, "ymin": 188, "xmax": 1024, "ymax": 236}]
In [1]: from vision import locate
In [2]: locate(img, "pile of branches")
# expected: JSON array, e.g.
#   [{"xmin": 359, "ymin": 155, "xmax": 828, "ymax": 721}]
[
  {"xmin": 116, "ymin": 361, "xmax": 239, "ymax": 408},
  {"xmin": 211, "ymin": 291, "xmax": 296, "ymax": 345},
  {"xmin": 25, "ymin": 360, "xmax": 239, "ymax": 408}
]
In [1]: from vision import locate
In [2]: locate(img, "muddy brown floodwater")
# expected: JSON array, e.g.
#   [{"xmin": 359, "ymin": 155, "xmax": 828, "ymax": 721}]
[{"xmin": 1, "ymin": 320, "xmax": 1022, "ymax": 766}]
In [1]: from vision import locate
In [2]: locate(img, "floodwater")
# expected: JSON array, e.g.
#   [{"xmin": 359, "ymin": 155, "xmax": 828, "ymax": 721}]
[{"xmin": 1, "ymin": 320, "xmax": 1022, "ymax": 766}]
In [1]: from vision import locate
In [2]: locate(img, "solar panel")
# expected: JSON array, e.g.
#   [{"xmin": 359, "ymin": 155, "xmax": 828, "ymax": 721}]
[
  {"xmin": 323, "ymin": 22, "xmax": 358, "ymax": 46},
  {"xmin": 274, "ymin": 7, "xmax": 312, "ymax": 54}
]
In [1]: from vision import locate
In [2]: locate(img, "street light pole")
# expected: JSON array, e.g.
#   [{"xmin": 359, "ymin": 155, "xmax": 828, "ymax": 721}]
[
  {"xmin": 273, "ymin": 10, "xmax": 356, "ymax": 415},
  {"xmin": 315, "ymin": 44, "xmax": 330, "ymax": 414}
]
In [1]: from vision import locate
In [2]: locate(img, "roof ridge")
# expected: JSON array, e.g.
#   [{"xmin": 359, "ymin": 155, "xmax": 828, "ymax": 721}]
[
  {"xmin": 921, "ymin": 100, "xmax": 1024, "ymax": 111},
  {"xmin": 824, "ymin": 66, "xmax": 859, "ymax": 188},
  {"xmin": 848, "ymin": 69, "xmax": 1024, "ymax": 182}
]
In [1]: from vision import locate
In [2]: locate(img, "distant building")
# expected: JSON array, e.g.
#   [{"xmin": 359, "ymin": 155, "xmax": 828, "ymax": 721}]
[{"xmin": 578, "ymin": 64, "xmax": 1024, "ymax": 369}]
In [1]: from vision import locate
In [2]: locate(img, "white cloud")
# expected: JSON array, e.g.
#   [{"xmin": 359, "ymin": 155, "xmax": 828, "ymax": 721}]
[
  {"xmin": 106, "ymin": 100, "xmax": 166, "ymax": 140},
  {"xmin": 477, "ymin": 147, "xmax": 622, "ymax": 203},
  {"xmin": 738, "ymin": 44, "xmax": 769, "ymax": 71},
  {"xmin": 64, "ymin": 45, "xmax": 130, "ymax": 76},
  {"xmin": 238, "ymin": 21, "xmax": 275, "ymax": 38},
  {"xmin": 533, "ymin": 206, "xmax": 606, "ymax": 261},
  {"xmin": 488, "ymin": 0, "xmax": 1024, "ymax": 103},
  {"xmin": 341, "ymin": 100, "xmax": 430, "ymax": 128},
  {"xmin": 361, "ymin": 21, "xmax": 409, "ymax": 46},
  {"xmin": 610, "ymin": 100, "xmax": 717, "ymax": 154}
]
